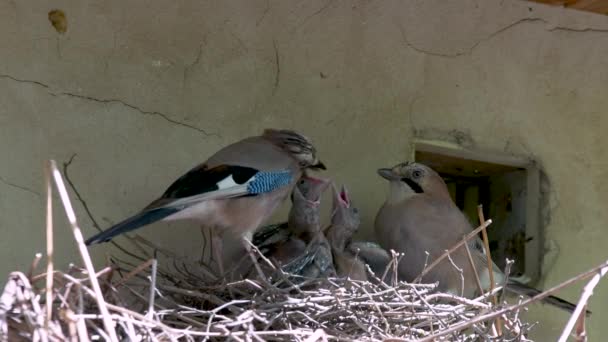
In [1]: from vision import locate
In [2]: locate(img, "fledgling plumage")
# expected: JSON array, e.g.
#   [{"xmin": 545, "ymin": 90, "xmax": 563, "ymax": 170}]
[
  {"xmin": 279, "ymin": 182, "xmax": 337, "ymax": 279},
  {"xmin": 348, "ymin": 241, "xmax": 392, "ymax": 284},
  {"xmin": 325, "ymin": 184, "xmax": 368, "ymax": 281},
  {"xmin": 375, "ymin": 161, "xmax": 585, "ymax": 315},
  {"xmin": 253, "ymin": 175, "xmax": 331, "ymax": 270},
  {"xmin": 283, "ymin": 230, "xmax": 335, "ymax": 279},
  {"xmin": 85, "ymin": 129, "xmax": 325, "ymax": 275},
  {"xmin": 288, "ymin": 175, "xmax": 331, "ymax": 240}
]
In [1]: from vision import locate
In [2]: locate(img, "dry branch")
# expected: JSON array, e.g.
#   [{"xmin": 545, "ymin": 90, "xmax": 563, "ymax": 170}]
[
  {"xmin": 51, "ymin": 161, "xmax": 118, "ymax": 341},
  {"xmin": 557, "ymin": 260, "xmax": 608, "ymax": 342}
]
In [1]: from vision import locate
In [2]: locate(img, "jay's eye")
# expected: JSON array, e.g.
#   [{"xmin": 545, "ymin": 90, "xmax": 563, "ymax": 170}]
[{"xmin": 412, "ymin": 170, "xmax": 423, "ymax": 179}]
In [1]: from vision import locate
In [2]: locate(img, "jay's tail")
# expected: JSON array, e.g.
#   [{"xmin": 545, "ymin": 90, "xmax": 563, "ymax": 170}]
[
  {"xmin": 85, "ymin": 207, "xmax": 179, "ymax": 245},
  {"xmin": 505, "ymin": 280, "xmax": 591, "ymax": 316}
]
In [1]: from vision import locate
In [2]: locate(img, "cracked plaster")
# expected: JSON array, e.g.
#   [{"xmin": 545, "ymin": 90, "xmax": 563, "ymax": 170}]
[{"xmin": 1, "ymin": 0, "xmax": 608, "ymax": 339}]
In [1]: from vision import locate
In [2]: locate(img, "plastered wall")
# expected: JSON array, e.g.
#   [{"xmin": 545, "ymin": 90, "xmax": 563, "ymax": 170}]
[{"xmin": 1, "ymin": 0, "xmax": 607, "ymax": 339}]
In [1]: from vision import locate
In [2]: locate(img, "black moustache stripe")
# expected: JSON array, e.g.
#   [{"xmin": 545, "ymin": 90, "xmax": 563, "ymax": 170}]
[{"xmin": 402, "ymin": 178, "xmax": 424, "ymax": 193}]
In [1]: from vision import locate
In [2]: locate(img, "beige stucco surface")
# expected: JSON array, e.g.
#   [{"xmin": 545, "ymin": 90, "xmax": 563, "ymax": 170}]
[{"xmin": 1, "ymin": 0, "xmax": 607, "ymax": 339}]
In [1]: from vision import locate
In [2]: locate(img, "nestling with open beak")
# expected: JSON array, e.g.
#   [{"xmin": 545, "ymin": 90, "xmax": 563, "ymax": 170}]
[
  {"xmin": 325, "ymin": 183, "xmax": 368, "ymax": 281},
  {"xmin": 374, "ymin": 161, "xmax": 587, "ymax": 315}
]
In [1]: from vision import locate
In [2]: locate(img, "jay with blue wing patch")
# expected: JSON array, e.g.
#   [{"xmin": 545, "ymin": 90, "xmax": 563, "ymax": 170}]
[{"xmin": 85, "ymin": 129, "xmax": 326, "ymax": 276}]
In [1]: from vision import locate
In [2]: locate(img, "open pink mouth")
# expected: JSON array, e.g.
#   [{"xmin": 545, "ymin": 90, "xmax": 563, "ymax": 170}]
[
  {"xmin": 339, "ymin": 186, "xmax": 350, "ymax": 207},
  {"xmin": 302, "ymin": 175, "xmax": 328, "ymax": 184},
  {"xmin": 300, "ymin": 175, "xmax": 330, "ymax": 203}
]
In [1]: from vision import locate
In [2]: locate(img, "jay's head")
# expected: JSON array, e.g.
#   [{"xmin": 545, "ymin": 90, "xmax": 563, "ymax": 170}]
[
  {"xmin": 377, "ymin": 162, "xmax": 450, "ymax": 200},
  {"xmin": 263, "ymin": 129, "xmax": 326, "ymax": 171}
]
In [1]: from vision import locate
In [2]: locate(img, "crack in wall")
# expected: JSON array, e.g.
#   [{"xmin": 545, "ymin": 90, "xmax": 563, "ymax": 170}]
[
  {"xmin": 0, "ymin": 175, "xmax": 40, "ymax": 196},
  {"xmin": 408, "ymin": 58, "xmax": 430, "ymax": 147},
  {"xmin": 62, "ymin": 153, "xmax": 145, "ymax": 261},
  {"xmin": 548, "ymin": 25, "xmax": 608, "ymax": 33},
  {"xmin": 0, "ymin": 74, "xmax": 218, "ymax": 138},
  {"xmin": 293, "ymin": 0, "xmax": 335, "ymax": 32},
  {"xmin": 407, "ymin": 93, "xmax": 423, "ymax": 140},
  {"xmin": 59, "ymin": 91, "xmax": 217, "ymax": 137},
  {"xmin": 399, "ymin": 17, "xmax": 608, "ymax": 58},
  {"xmin": 272, "ymin": 39, "xmax": 280, "ymax": 95},
  {"xmin": 256, "ymin": 0, "xmax": 271, "ymax": 27},
  {"xmin": 183, "ymin": 42, "xmax": 205, "ymax": 85},
  {"xmin": 62, "ymin": 154, "xmax": 102, "ymax": 232},
  {"xmin": 0, "ymin": 74, "xmax": 50, "ymax": 89}
]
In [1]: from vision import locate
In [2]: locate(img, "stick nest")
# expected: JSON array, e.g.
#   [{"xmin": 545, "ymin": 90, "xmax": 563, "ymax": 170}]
[{"xmin": 0, "ymin": 243, "xmax": 535, "ymax": 342}]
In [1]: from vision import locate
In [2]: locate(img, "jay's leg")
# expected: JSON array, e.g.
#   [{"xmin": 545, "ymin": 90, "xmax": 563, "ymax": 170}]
[
  {"xmin": 199, "ymin": 226, "xmax": 209, "ymax": 265},
  {"xmin": 211, "ymin": 230, "xmax": 225, "ymax": 277},
  {"xmin": 241, "ymin": 234, "xmax": 271, "ymax": 283}
]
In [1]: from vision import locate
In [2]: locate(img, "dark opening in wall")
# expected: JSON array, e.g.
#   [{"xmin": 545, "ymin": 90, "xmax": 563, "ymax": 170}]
[{"xmin": 414, "ymin": 140, "xmax": 542, "ymax": 283}]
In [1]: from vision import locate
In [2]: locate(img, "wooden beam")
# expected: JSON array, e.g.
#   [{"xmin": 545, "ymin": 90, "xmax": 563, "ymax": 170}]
[
  {"xmin": 414, "ymin": 139, "xmax": 532, "ymax": 168},
  {"xmin": 527, "ymin": 0, "xmax": 608, "ymax": 15},
  {"xmin": 525, "ymin": 163, "xmax": 542, "ymax": 284}
]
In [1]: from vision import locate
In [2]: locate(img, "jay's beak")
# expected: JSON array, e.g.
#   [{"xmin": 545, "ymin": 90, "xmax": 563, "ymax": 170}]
[
  {"xmin": 377, "ymin": 168, "xmax": 398, "ymax": 181},
  {"xmin": 311, "ymin": 161, "xmax": 326, "ymax": 170}
]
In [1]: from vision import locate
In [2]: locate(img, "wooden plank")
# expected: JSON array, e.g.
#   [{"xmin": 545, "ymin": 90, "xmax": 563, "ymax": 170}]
[
  {"xmin": 415, "ymin": 150, "xmax": 522, "ymax": 177},
  {"xmin": 526, "ymin": 0, "xmax": 608, "ymax": 15},
  {"xmin": 414, "ymin": 139, "xmax": 532, "ymax": 169},
  {"xmin": 525, "ymin": 164, "xmax": 542, "ymax": 284}
]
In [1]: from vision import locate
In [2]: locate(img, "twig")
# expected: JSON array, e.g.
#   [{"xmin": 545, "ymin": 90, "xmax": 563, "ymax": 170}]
[
  {"xmin": 133, "ymin": 234, "xmax": 177, "ymax": 258},
  {"xmin": 500, "ymin": 259, "xmax": 514, "ymax": 301},
  {"xmin": 423, "ymin": 293, "xmax": 490, "ymax": 308},
  {"xmin": 557, "ymin": 260, "xmax": 608, "ymax": 342},
  {"xmin": 115, "ymin": 258, "xmax": 155, "ymax": 288},
  {"xmin": 445, "ymin": 252, "xmax": 464, "ymax": 297},
  {"xmin": 478, "ymin": 204, "xmax": 501, "ymax": 335},
  {"xmin": 44, "ymin": 161, "xmax": 54, "ymax": 334},
  {"xmin": 242, "ymin": 238, "xmax": 272, "ymax": 286},
  {"xmin": 414, "ymin": 219, "xmax": 492, "ymax": 283},
  {"xmin": 463, "ymin": 240, "xmax": 484, "ymax": 296},
  {"xmin": 10, "ymin": 272, "xmax": 49, "ymax": 341},
  {"xmin": 147, "ymin": 257, "xmax": 158, "ymax": 319},
  {"xmin": 574, "ymin": 305, "xmax": 587, "ymax": 342},
  {"xmin": 0, "ymin": 275, "xmax": 18, "ymax": 338},
  {"xmin": 303, "ymin": 328, "xmax": 328, "ymax": 342},
  {"xmin": 50, "ymin": 160, "xmax": 119, "ymax": 342},
  {"xmin": 28, "ymin": 253, "xmax": 43, "ymax": 283}
]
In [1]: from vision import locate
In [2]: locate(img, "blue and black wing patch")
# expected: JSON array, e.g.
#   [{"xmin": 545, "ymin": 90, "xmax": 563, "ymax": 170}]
[
  {"xmin": 86, "ymin": 164, "xmax": 294, "ymax": 245},
  {"xmin": 162, "ymin": 164, "xmax": 259, "ymax": 199},
  {"xmin": 161, "ymin": 164, "xmax": 293, "ymax": 199},
  {"xmin": 159, "ymin": 166, "xmax": 294, "ymax": 209},
  {"xmin": 245, "ymin": 170, "xmax": 293, "ymax": 194}
]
